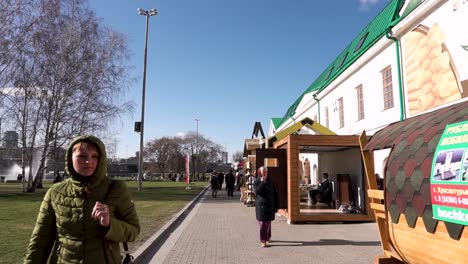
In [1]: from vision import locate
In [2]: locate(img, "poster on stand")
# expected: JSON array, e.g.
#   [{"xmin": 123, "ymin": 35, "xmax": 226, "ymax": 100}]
[{"xmin": 430, "ymin": 120, "xmax": 468, "ymax": 225}]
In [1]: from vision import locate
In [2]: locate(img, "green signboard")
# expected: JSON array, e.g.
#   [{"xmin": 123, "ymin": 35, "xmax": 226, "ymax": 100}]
[{"xmin": 430, "ymin": 121, "xmax": 468, "ymax": 225}]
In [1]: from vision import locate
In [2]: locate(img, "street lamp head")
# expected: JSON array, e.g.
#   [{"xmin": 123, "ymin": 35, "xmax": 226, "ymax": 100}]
[
  {"xmin": 137, "ymin": 8, "xmax": 147, "ymax": 15},
  {"xmin": 148, "ymin": 9, "xmax": 158, "ymax": 16},
  {"xmin": 138, "ymin": 8, "xmax": 157, "ymax": 16}
]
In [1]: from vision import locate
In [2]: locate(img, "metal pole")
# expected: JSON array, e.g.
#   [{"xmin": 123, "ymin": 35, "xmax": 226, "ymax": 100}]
[{"xmin": 138, "ymin": 13, "xmax": 150, "ymax": 192}]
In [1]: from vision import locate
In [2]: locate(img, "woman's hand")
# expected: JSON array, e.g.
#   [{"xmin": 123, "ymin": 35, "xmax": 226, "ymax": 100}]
[{"xmin": 92, "ymin": 202, "xmax": 110, "ymax": 227}]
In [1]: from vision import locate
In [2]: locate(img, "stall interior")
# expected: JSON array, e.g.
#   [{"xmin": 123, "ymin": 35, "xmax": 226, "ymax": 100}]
[{"xmin": 298, "ymin": 145, "xmax": 366, "ymax": 215}]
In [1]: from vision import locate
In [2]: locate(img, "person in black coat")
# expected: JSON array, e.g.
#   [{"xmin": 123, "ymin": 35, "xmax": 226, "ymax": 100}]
[
  {"xmin": 254, "ymin": 166, "xmax": 279, "ymax": 247},
  {"xmin": 225, "ymin": 170, "xmax": 235, "ymax": 197},
  {"xmin": 309, "ymin": 173, "xmax": 332, "ymax": 206},
  {"xmin": 217, "ymin": 172, "xmax": 225, "ymax": 190},
  {"xmin": 210, "ymin": 172, "xmax": 220, "ymax": 198}
]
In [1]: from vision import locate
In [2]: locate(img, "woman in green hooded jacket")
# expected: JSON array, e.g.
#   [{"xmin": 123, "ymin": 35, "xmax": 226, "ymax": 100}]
[{"xmin": 25, "ymin": 135, "xmax": 140, "ymax": 264}]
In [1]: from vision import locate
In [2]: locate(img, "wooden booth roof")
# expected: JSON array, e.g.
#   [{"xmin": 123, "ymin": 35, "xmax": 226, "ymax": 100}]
[
  {"xmin": 268, "ymin": 117, "xmax": 336, "ymax": 147},
  {"xmin": 364, "ymin": 100, "xmax": 468, "ymax": 240},
  {"xmin": 243, "ymin": 138, "xmax": 264, "ymax": 157}
]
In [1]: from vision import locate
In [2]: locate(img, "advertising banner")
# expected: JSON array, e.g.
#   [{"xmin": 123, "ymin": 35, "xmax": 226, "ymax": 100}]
[
  {"xmin": 430, "ymin": 121, "xmax": 468, "ymax": 225},
  {"xmin": 402, "ymin": 1, "xmax": 468, "ymax": 117},
  {"xmin": 185, "ymin": 154, "xmax": 190, "ymax": 184}
]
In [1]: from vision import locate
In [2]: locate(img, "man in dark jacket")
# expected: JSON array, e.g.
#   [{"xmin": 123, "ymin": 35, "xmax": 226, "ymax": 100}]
[
  {"xmin": 210, "ymin": 171, "xmax": 220, "ymax": 198},
  {"xmin": 218, "ymin": 171, "xmax": 225, "ymax": 190},
  {"xmin": 254, "ymin": 166, "xmax": 278, "ymax": 247},
  {"xmin": 309, "ymin": 172, "xmax": 332, "ymax": 206},
  {"xmin": 25, "ymin": 135, "xmax": 140, "ymax": 264},
  {"xmin": 225, "ymin": 170, "xmax": 235, "ymax": 197}
]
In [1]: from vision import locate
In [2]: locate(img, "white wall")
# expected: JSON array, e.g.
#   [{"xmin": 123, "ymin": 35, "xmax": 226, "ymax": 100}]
[
  {"xmin": 299, "ymin": 153, "xmax": 318, "ymax": 183},
  {"xmin": 318, "ymin": 148, "xmax": 363, "ymax": 203},
  {"xmin": 374, "ymin": 148, "xmax": 391, "ymax": 179}
]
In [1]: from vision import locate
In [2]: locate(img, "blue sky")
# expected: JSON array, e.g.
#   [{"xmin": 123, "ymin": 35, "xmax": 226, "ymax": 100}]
[{"xmin": 89, "ymin": 0, "xmax": 391, "ymax": 160}]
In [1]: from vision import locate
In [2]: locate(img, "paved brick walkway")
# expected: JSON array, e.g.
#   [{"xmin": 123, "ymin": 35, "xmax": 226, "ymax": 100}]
[{"xmin": 147, "ymin": 189, "xmax": 382, "ymax": 264}]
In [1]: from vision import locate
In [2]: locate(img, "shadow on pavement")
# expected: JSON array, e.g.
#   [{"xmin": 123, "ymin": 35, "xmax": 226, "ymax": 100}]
[
  {"xmin": 266, "ymin": 239, "xmax": 381, "ymax": 247},
  {"xmin": 202, "ymin": 193, "xmax": 243, "ymax": 203}
]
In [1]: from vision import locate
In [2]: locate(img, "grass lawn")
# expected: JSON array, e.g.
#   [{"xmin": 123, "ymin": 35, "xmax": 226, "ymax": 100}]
[{"xmin": 0, "ymin": 180, "xmax": 207, "ymax": 264}]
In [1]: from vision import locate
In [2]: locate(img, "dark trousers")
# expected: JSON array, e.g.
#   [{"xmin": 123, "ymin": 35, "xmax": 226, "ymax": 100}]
[
  {"xmin": 227, "ymin": 186, "xmax": 234, "ymax": 196},
  {"xmin": 309, "ymin": 189, "xmax": 320, "ymax": 204},
  {"xmin": 258, "ymin": 221, "xmax": 271, "ymax": 242}
]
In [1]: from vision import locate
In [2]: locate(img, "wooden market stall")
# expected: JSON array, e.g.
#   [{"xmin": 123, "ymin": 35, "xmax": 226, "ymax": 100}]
[
  {"xmin": 360, "ymin": 100, "xmax": 468, "ymax": 264},
  {"xmin": 254, "ymin": 117, "xmax": 374, "ymax": 223},
  {"xmin": 272, "ymin": 133, "xmax": 374, "ymax": 223}
]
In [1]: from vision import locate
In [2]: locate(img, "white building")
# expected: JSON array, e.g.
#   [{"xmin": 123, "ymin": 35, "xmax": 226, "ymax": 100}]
[{"xmin": 269, "ymin": 0, "xmax": 468, "ymax": 182}]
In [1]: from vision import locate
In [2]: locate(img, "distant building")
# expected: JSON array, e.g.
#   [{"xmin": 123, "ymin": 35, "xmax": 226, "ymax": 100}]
[
  {"xmin": 207, "ymin": 162, "xmax": 233, "ymax": 174},
  {"xmin": 107, "ymin": 157, "xmax": 138, "ymax": 178},
  {"xmin": 221, "ymin": 151, "xmax": 228, "ymax": 164},
  {"xmin": 3, "ymin": 131, "xmax": 18, "ymax": 148}
]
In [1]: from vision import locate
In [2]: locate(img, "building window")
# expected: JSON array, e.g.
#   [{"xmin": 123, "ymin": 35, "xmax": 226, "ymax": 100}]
[
  {"xmin": 338, "ymin": 97, "xmax": 344, "ymax": 128},
  {"xmin": 382, "ymin": 66, "xmax": 394, "ymax": 110},
  {"xmin": 325, "ymin": 106, "xmax": 329, "ymax": 128},
  {"xmin": 338, "ymin": 52, "xmax": 348, "ymax": 68},
  {"xmin": 356, "ymin": 85, "xmax": 364, "ymax": 120},
  {"xmin": 354, "ymin": 32, "xmax": 368, "ymax": 52},
  {"xmin": 325, "ymin": 66, "xmax": 334, "ymax": 80}
]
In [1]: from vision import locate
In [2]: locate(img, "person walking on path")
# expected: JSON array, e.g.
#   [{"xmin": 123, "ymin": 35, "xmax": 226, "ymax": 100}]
[
  {"xmin": 24, "ymin": 135, "xmax": 140, "ymax": 264},
  {"xmin": 236, "ymin": 171, "xmax": 245, "ymax": 191},
  {"xmin": 225, "ymin": 169, "xmax": 235, "ymax": 197},
  {"xmin": 210, "ymin": 171, "xmax": 220, "ymax": 198},
  {"xmin": 217, "ymin": 171, "xmax": 225, "ymax": 190},
  {"xmin": 254, "ymin": 166, "xmax": 279, "ymax": 247}
]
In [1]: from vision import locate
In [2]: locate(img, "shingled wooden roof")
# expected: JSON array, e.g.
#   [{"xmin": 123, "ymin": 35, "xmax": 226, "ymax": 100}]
[{"xmin": 364, "ymin": 100, "xmax": 468, "ymax": 240}]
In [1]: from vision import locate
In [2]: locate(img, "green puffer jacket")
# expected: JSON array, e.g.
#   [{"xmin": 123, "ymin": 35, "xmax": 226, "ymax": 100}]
[{"xmin": 24, "ymin": 135, "xmax": 140, "ymax": 264}]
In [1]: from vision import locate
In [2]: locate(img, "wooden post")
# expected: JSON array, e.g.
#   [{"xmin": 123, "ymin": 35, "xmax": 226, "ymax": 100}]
[
  {"xmin": 288, "ymin": 135, "xmax": 300, "ymax": 222},
  {"xmin": 359, "ymin": 131, "xmax": 401, "ymax": 262}
]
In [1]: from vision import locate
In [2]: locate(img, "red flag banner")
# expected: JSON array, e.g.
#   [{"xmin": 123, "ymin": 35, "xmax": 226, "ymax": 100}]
[{"xmin": 185, "ymin": 154, "xmax": 190, "ymax": 184}]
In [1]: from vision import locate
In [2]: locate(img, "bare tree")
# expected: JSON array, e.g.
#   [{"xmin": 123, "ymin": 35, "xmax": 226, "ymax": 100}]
[
  {"xmin": 0, "ymin": 0, "xmax": 38, "ymax": 88},
  {"xmin": 145, "ymin": 137, "xmax": 179, "ymax": 178},
  {"xmin": 1, "ymin": 0, "xmax": 134, "ymax": 192},
  {"xmin": 232, "ymin": 151, "xmax": 243, "ymax": 163},
  {"xmin": 143, "ymin": 133, "xmax": 224, "ymax": 181},
  {"xmin": 2, "ymin": 10, "xmax": 46, "ymax": 190},
  {"xmin": 196, "ymin": 136, "xmax": 223, "ymax": 173},
  {"xmin": 167, "ymin": 136, "xmax": 188, "ymax": 175}
]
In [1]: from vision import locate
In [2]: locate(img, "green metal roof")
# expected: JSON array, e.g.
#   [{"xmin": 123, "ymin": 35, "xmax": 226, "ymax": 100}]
[
  {"xmin": 401, "ymin": 0, "xmax": 423, "ymax": 18},
  {"xmin": 271, "ymin": 117, "xmax": 283, "ymax": 130},
  {"xmin": 277, "ymin": 93, "xmax": 305, "ymax": 128},
  {"xmin": 276, "ymin": 0, "xmax": 405, "ymax": 128}
]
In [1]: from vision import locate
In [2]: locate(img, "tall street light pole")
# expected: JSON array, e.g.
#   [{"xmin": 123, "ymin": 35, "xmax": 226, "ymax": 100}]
[
  {"xmin": 194, "ymin": 118, "xmax": 200, "ymax": 178},
  {"xmin": 137, "ymin": 8, "xmax": 157, "ymax": 192}
]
